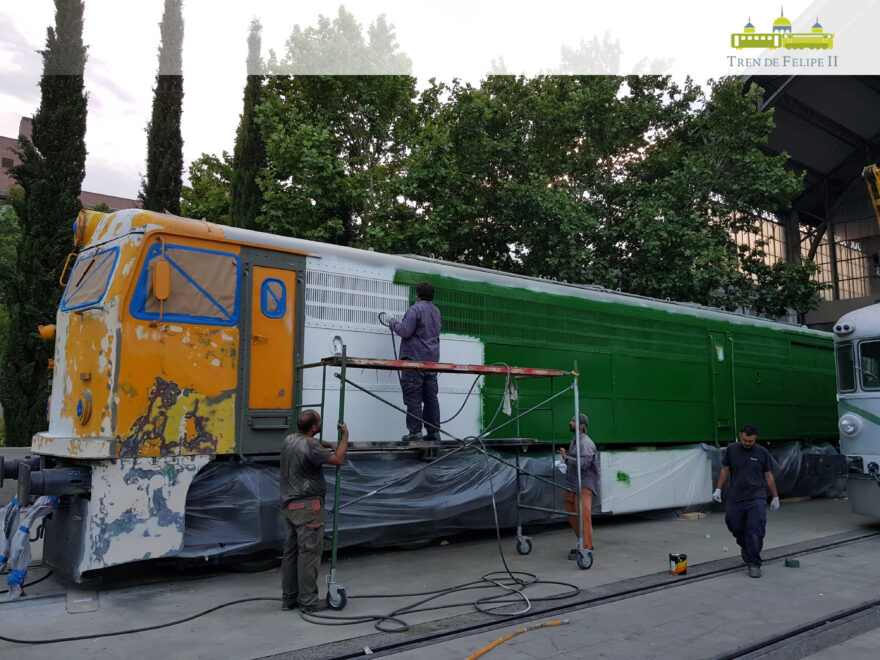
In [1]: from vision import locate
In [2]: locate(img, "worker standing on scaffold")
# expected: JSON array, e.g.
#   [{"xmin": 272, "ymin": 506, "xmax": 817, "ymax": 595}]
[
  {"xmin": 387, "ymin": 282, "xmax": 442, "ymax": 443},
  {"xmin": 558, "ymin": 414, "xmax": 599, "ymax": 560}
]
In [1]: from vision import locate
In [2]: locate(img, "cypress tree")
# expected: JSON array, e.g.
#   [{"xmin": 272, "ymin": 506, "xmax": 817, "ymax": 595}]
[
  {"xmin": 1, "ymin": 0, "xmax": 88, "ymax": 446},
  {"xmin": 140, "ymin": 0, "xmax": 184, "ymax": 214},
  {"xmin": 229, "ymin": 19, "xmax": 266, "ymax": 229}
]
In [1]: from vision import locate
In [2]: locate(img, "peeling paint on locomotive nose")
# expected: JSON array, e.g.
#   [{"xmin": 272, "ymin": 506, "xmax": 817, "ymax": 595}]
[
  {"xmin": 117, "ymin": 317, "xmax": 239, "ymax": 458},
  {"xmin": 118, "ymin": 376, "xmax": 235, "ymax": 458}
]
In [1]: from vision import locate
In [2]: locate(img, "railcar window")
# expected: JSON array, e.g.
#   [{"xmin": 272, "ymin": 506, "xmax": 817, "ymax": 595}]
[
  {"xmin": 61, "ymin": 247, "xmax": 119, "ymax": 311},
  {"xmin": 835, "ymin": 344, "xmax": 855, "ymax": 392},
  {"xmin": 129, "ymin": 243, "xmax": 241, "ymax": 326},
  {"xmin": 859, "ymin": 341, "xmax": 880, "ymax": 390}
]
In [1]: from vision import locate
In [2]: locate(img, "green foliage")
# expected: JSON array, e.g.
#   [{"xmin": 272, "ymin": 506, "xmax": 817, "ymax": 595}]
[
  {"xmin": 0, "ymin": 204, "xmax": 21, "ymax": 366},
  {"xmin": 180, "ymin": 152, "xmax": 233, "ymax": 224},
  {"xmin": 229, "ymin": 19, "xmax": 267, "ymax": 230},
  {"xmin": 257, "ymin": 10, "xmax": 416, "ymax": 245},
  {"xmin": 267, "ymin": 6, "xmax": 411, "ymax": 74},
  {"xmin": 1, "ymin": 0, "xmax": 87, "ymax": 446},
  {"xmin": 607, "ymin": 78, "xmax": 820, "ymax": 313},
  {"xmin": 91, "ymin": 202, "xmax": 111, "ymax": 213},
  {"xmin": 140, "ymin": 0, "xmax": 184, "ymax": 215}
]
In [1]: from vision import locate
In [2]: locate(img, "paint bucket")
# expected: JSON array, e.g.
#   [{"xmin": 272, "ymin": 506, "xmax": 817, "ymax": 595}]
[{"xmin": 669, "ymin": 553, "xmax": 687, "ymax": 575}]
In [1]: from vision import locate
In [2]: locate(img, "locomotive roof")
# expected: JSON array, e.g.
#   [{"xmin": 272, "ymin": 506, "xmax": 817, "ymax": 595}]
[
  {"xmin": 110, "ymin": 209, "xmax": 830, "ymax": 339},
  {"xmin": 219, "ymin": 221, "xmax": 829, "ymax": 339}
]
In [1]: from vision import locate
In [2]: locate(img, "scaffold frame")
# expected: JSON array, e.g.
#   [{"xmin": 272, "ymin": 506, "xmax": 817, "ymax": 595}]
[{"xmin": 295, "ymin": 346, "xmax": 592, "ymax": 611}]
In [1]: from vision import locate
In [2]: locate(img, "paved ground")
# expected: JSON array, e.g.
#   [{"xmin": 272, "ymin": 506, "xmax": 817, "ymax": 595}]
[{"xmin": 0, "ymin": 497, "xmax": 878, "ymax": 659}]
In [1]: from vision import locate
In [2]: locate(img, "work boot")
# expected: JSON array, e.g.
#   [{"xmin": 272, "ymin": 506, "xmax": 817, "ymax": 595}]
[
  {"xmin": 426, "ymin": 432, "xmax": 441, "ymax": 443},
  {"xmin": 567, "ymin": 549, "xmax": 578, "ymax": 560},
  {"xmin": 748, "ymin": 565, "xmax": 762, "ymax": 578},
  {"xmin": 401, "ymin": 433, "xmax": 424, "ymax": 445},
  {"xmin": 281, "ymin": 601, "xmax": 296, "ymax": 611},
  {"xmin": 300, "ymin": 601, "xmax": 330, "ymax": 613}
]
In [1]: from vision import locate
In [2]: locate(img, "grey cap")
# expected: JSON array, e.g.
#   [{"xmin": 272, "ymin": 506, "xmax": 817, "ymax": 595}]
[{"xmin": 578, "ymin": 413, "xmax": 589, "ymax": 428}]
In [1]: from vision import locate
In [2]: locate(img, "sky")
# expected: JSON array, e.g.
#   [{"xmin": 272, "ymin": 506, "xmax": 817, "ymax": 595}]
[{"xmin": 0, "ymin": 0, "xmax": 875, "ymax": 201}]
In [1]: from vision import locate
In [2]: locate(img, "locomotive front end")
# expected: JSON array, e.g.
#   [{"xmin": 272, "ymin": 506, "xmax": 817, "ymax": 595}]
[{"xmin": 833, "ymin": 305, "xmax": 880, "ymax": 517}]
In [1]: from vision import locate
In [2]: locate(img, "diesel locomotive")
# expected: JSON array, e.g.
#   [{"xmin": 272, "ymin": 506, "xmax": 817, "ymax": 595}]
[{"xmin": 1, "ymin": 208, "xmax": 837, "ymax": 580}]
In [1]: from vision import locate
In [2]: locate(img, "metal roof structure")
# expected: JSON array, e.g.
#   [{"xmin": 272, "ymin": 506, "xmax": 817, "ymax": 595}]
[
  {"xmin": 746, "ymin": 75, "xmax": 880, "ymax": 227},
  {"xmin": 743, "ymin": 75, "xmax": 880, "ymax": 328}
]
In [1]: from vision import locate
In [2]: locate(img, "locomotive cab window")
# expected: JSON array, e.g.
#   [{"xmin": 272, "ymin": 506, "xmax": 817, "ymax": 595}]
[
  {"xmin": 859, "ymin": 340, "xmax": 880, "ymax": 391},
  {"xmin": 835, "ymin": 343, "xmax": 855, "ymax": 392},
  {"xmin": 130, "ymin": 242, "xmax": 241, "ymax": 326},
  {"xmin": 61, "ymin": 247, "xmax": 120, "ymax": 311}
]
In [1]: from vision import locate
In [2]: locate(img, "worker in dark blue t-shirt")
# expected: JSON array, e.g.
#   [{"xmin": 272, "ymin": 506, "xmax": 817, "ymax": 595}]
[
  {"xmin": 388, "ymin": 282, "xmax": 442, "ymax": 443},
  {"xmin": 713, "ymin": 424, "xmax": 780, "ymax": 578}
]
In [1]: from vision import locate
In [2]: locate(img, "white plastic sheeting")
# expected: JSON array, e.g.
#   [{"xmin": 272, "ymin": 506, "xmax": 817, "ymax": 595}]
[{"xmin": 599, "ymin": 447, "xmax": 713, "ymax": 515}]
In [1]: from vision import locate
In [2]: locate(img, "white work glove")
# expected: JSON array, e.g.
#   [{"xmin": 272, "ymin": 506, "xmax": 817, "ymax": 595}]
[
  {"xmin": 385, "ymin": 314, "xmax": 398, "ymax": 325},
  {"xmin": 712, "ymin": 488, "xmax": 722, "ymax": 503},
  {"xmin": 770, "ymin": 497, "xmax": 780, "ymax": 511}
]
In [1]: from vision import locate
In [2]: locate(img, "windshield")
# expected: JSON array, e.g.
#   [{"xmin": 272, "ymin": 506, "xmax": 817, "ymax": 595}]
[
  {"xmin": 61, "ymin": 247, "xmax": 120, "ymax": 311},
  {"xmin": 859, "ymin": 340, "xmax": 880, "ymax": 390},
  {"xmin": 836, "ymin": 343, "xmax": 855, "ymax": 393}
]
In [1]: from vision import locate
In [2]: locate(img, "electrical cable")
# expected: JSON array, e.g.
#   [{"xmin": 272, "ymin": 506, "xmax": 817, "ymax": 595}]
[
  {"xmin": 0, "ymin": 597, "xmax": 280, "ymax": 644},
  {"xmin": 302, "ymin": 382, "xmax": 581, "ymax": 633}
]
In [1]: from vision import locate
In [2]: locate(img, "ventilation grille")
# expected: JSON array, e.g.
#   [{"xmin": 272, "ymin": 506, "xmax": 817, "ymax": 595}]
[{"xmin": 306, "ymin": 270, "xmax": 409, "ymax": 326}]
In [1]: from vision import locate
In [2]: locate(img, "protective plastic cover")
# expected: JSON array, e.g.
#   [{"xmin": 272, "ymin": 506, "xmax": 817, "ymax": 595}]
[
  {"xmin": 706, "ymin": 441, "xmax": 846, "ymax": 500},
  {"xmin": 181, "ymin": 449, "xmax": 569, "ymax": 556},
  {"xmin": 181, "ymin": 442, "xmax": 845, "ymax": 558}
]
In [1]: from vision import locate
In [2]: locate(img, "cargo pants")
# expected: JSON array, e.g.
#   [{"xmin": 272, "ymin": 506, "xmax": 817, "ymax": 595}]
[
  {"xmin": 281, "ymin": 499, "xmax": 325, "ymax": 609},
  {"xmin": 725, "ymin": 498, "xmax": 767, "ymax": 567},
  {"xmin": 400, "ymin": 370, "xmax": 440, "ymax": 436}
]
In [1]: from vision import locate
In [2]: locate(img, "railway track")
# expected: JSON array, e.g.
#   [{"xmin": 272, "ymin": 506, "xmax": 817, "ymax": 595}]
[{"xmin": 286, "ymin": 530, "xmax": 880, "ymax": 660}]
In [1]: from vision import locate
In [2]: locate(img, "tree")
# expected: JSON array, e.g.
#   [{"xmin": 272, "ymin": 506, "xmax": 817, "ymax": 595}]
[
  {"xmin": 229, "ymin": 19, "xmax": 266, "ymax": 230},
  {"xmin": 397, "ymin": 75, "xmax": 685, "ymax": 276},
  {"xmin": 605, "ymin": 78, "xmax": 821, "ymax": 315},
  {"xmin": 140, "ymin": 0, "xmax": 184, "ymax": 214},
  {"xmin": 180, "ymin": 152, "xmax": 233, "ymax": 224},
  {"xmin": 1, "ymin": 0, "xmax": 88, "ymax": 446},
  {"xmin": 257, "ymin": 7, "xmax": 416, "ymax": 244},
  {"xmin": 0, "ymin": 203, "xmax": 21, "ymax": 372}
]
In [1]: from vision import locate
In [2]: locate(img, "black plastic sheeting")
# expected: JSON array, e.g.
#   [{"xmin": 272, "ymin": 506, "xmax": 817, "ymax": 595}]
[
  {"xmin": 180, "ymin": 449, "xmax": 567, "ymax": 558},
  {"xmin": 181, "ymin": 442, "xmax": 845, "ymax": 559},
  {"xmin": 707, "ymin": 441, "xmax": 846, "ymax": 501}
]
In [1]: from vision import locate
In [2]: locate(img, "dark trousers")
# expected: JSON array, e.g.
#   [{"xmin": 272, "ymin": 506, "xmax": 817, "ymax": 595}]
[
  {"xmin": 725, "ymin": 498, "xmax": 767, "ymax": 567},
  {"xmin": 281, "ymin": 502, "xmax": 325, "ymax": 608},
  {"xmin": 400, "ymin": 370, "xmax": 439, "ymax": 435}
]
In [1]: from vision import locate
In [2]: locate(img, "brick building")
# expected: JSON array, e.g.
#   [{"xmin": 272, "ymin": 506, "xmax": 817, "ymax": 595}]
[{"xmin": 1, "ymin": 116, "xmax": 138, "ymax": 211}]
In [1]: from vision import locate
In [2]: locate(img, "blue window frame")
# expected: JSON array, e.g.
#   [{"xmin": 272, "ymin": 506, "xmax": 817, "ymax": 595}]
[
  {"xmin": 61, "ymin": 247, "xmax": 120, "ymax": 311},
  {"xmin": 261, "ymin": 278, "xmax": 287, "ymax": 318},
  {"xmin": 129, "ymin": 243, "xmax": 241, "ymax": 326}
]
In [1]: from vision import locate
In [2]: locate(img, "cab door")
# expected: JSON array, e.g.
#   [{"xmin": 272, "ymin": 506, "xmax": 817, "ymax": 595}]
[{"xmin": 238, "ymin": 249, "xmax": 305, "ymax": 454}]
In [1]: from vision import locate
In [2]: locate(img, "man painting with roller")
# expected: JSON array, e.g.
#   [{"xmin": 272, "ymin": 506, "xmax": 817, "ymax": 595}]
[{"xmin": 713, "ymin": 424, "xmax": 780, "ymax": 578}]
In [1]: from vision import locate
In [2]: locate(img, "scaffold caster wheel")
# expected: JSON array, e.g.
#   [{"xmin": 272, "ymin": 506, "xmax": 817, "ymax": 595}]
[
  {"xmin": 576, "ymin": 550, "xmax": 593, "ymax": 570},
  {"xmin": 327, "ymin": 586, "xmax": 348, "ymax": 610},
  {"xmin": 516, "ymin": 538, "xmax": 532, "ymax": 555}
]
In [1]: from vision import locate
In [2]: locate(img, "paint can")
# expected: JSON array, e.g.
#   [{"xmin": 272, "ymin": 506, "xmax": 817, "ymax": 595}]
[{"xmin": 669, "ymin": 553, "xmax": 687, "ymax": 575}]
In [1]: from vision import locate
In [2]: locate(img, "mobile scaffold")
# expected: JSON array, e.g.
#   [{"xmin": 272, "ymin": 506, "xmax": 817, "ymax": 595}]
[{"xmin": 297, "ymin": 346, "xmax": 591, "ymax": 611}]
